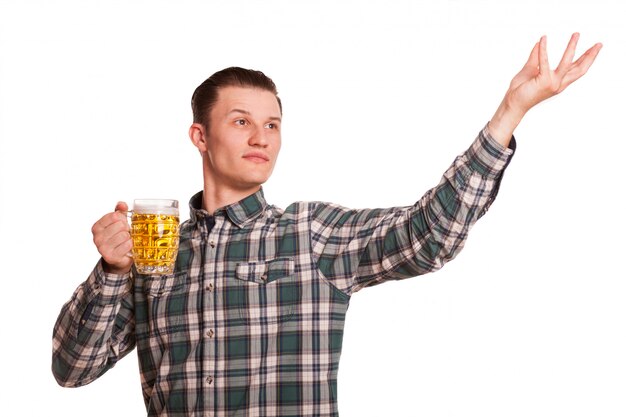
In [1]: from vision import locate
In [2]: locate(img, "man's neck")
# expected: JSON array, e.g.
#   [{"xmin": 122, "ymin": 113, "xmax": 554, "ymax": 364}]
[{"xmin": 201, "ymin": 182, "xmax": 261, "ymax": 214}]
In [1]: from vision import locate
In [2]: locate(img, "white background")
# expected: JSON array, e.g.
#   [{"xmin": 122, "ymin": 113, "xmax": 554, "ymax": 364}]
[{"xmin": 1, "ymin": 0, "xmax": 625, "ymax": 416}]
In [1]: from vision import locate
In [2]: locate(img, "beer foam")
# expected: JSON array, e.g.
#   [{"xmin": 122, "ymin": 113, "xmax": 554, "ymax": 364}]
[{"xmin": 133, "ymin": 199, "xmax": 179, "ymax": 215}]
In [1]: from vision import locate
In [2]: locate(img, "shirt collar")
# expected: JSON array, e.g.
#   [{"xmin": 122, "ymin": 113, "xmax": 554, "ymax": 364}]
[{"xmin": 189, "ymin": 188, "xmax": 268, "ymax": 228}]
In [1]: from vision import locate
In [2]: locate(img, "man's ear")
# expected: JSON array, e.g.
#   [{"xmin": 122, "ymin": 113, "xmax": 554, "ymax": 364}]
[{"xmin": 189, "ymin": 123, "xmax": 208, "ymax": 152}]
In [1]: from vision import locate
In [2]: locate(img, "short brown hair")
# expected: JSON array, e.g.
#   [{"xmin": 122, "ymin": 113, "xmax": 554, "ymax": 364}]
[{"xmin": 191, "ymin": 67, "xmax": 282, "ymax": 129}]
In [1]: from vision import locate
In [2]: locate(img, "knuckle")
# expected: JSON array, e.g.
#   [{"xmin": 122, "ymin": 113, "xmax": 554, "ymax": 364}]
[
  {"xmin": 100, "ymin": 248, "xmax": 112, "ymax": 260},
  {"xmin": 123, "ymin": 240, "xmax": 133, "ymax": 252}
]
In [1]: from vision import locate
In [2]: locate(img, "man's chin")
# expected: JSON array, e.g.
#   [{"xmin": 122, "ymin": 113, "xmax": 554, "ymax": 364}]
[
  {"xmin": 235, "ymin": 178, "xmax": 268, "ymax": 192},
  {"xmin": 241, "ymin": 173, "xmax": 272, "ymax": 187}
]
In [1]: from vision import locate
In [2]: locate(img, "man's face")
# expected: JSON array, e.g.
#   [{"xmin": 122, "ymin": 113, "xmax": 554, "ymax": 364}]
[{"xmin": 199, "ymin": 86, "xmax": 282, "ymax": 192}]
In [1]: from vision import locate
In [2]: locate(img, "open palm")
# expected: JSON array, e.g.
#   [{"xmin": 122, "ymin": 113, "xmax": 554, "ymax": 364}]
[
  {"xmin": 508, "ymin": 33, "xmax": 603, "ymax": 113},
  {"xmin": 488, "ymin": 33, "xmax": 602, "ymax": 146}
]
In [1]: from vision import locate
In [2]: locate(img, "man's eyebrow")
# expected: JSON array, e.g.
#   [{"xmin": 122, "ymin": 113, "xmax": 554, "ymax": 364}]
[
  {"xmin": 228, "ymin": 108, "xmax": 281, "ymax": 122},
  {"xmin": 228, "ymin": 108, "xmax": 251, "ymax": 116}
]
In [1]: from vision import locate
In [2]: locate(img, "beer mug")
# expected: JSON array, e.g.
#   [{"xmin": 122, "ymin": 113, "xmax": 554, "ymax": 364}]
[{"xmin": 129, "ymin": 199, "xmax": 180, "ymax": 275}]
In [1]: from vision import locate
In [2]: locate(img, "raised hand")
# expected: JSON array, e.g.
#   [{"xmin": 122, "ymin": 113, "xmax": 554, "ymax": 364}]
[{"xmin": 488, "ymin": 33, "xmax": 602, "ymax": 147}]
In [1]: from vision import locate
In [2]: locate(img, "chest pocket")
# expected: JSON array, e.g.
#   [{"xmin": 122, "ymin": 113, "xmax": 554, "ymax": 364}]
[
  {"xmin": 234, "ymin": 258, "xmax": 299, "ymax": 324},
  {"xmin": 139, "ymin": 271, "xmax": 188, "ymax": 336}
]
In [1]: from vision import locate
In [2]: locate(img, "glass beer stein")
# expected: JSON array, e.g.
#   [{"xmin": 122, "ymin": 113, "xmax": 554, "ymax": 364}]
[{"xmin": 129, "ymin": 199, "xmax": 180, "ymax": 274}]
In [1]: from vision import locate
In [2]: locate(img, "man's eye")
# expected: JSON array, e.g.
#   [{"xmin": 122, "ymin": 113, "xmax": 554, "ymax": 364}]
[
  {"xmin": 265, "ymin": 122, "xmax": 278, "ymax": 129},
  {"xmin": 235, "ymin": 119, "xmax": 247, "ymax": 126}
]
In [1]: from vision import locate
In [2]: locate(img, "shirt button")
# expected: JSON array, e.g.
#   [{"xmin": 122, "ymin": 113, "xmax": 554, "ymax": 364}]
[
  {"xmin": 206, "ymin": 283, "xmax": 214, "ymax": 292},
  {"xmin": 206, "ymin": 376, "xmax": 213, "ymax": 385},
  {"xmin": 261, "ymin": 274, "xmax": 267, "ymax": 282},
  {"xmin": 206, "ymin": 329, "xmax": 214, "ymax": 338},
  {"xmin": 209, "ymin": 241, "xmax": 216, "ymax": 248}
]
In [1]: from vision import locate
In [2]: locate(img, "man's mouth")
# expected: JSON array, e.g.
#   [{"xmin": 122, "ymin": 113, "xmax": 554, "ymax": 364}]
[{"xmin": 242, "ymin": 151, "xmax": 270, "ymax": 163}]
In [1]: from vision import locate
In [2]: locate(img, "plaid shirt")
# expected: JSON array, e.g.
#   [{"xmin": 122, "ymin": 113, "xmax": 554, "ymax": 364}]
[{"xmin": 53, "ymin": 126, "xmax": 515, "ymax": 416}]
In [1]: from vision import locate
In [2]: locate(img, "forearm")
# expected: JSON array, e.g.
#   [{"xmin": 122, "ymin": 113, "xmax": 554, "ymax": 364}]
[
  {"xmin": 52, "ymin": 260, "xmax": 135, "ymax": 387},
  {"xmin": 315, "ymin": 126, "xmax": 516, "ymax": 294},
  {"xmin": 488, "ymin": 93, "xmax": 526, "ymax": 148},
  {"xmin": 403, "ymin": 125, "xmax": 515, "ymax": 270}
]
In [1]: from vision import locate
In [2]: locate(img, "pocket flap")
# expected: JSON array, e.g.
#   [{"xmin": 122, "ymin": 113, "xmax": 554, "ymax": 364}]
[
  {"xmin": 235, "ymin": 258, "xmax": 295, "ymax": 284},
  {"xmin": 144, "ymin": 271, "xmax": 187, "ymax": 296}
]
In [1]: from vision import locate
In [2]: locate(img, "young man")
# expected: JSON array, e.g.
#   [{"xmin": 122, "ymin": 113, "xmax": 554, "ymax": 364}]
[{"xmin": 53, "ymin": 34, "xmax": 601, "ymax": 416}]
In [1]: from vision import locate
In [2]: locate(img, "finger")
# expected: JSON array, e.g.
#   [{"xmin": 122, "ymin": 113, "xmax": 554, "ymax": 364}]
[
  {"xmin": 573, "ymin": 42, "xmax": 603, "ymax": 68},
  {"xmin": 538, "ymin": 35, "xmax": 550, "ymax": 75},
  {"xmin": 508, "ymin": 41, "xmax": 539, "ymax": 90},
  {"xmin": 517, "ymin": 41, "xmax": 540, "ymax": 80},
  {"xmin": 100, "ymin": 228, "xmax": 131, "ymax": 254},
  {"xmin": 556, "ymin": 32, "xmax": 580, "ymax": 76},
  {"xmin": 524, "ymin": 41, "xmax": 540, "ymax": 69},
  {"xmin": 92, "ymin": 210, "xmax": 128, "ymax": 235},
  {"xmin": 115, "ymin": 201, "xmax": 129, "ymax": 213},
  {"xmin": 561, "ymin": 42, "xmax": 603, "ymax": 88},
  {"xmin": 93, "ymin": 213, "xmax": 130, "ymax": 247},
  {"xmin": 106, "ymin": 230, "xmax": 133, "ymax": 258},
  {"xmin": 98, "ymin": 229, "xmax": 133, "ymax": 265}
]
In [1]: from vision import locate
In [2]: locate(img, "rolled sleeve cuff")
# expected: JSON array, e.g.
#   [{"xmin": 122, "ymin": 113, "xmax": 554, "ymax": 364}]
[
  {"xmin": 467, "ymin": 123, "xmax": 516, "ymax": 179},
  {"xmin": 86, "ymin": 259, "xmax": 133, "ymax": 304}
]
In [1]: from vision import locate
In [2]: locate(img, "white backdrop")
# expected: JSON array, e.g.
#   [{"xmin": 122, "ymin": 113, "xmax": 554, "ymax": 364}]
[{"xmin": 1, "ymin": 0, "xmax": 625, "ymax": 416}]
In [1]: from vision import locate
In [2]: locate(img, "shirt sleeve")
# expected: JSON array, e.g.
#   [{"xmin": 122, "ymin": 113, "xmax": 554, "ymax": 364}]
[
  {"xmin": 51, "ymin": 259, "xmax": 136, "ymax": 387},
  {"xmin": 310, "ymin": 125, "xmax": 515, "ymax": 295}
]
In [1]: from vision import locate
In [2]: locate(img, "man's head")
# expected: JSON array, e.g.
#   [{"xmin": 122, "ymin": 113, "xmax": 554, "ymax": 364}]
[
  {"xmin": 191, "ymin": 67, "xmax": 282, "ymax": 130},
  {"xmin": 189, "ymin": 67, "xmax": 283, "ymax": 197}
]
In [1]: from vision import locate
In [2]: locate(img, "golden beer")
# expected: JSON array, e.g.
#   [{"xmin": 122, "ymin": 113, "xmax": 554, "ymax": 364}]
[{"xmin": 130, "ymin": 199, "xmax": 179, "ymax": 275}]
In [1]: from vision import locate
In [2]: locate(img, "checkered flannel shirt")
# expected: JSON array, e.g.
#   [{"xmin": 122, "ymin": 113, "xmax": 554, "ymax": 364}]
[{"xmin": 53, "ymin": 126, "xmax": 515, "ymax": 416}]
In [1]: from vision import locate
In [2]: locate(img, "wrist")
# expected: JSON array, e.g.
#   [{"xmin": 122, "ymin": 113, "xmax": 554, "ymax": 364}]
[
  {"xmin": 102, "ymin": 259, "xmax": 132, "ymax": 276},
  {"xmin": 488, "ymin": 95, "xmax": 526, "ymax": 147}
]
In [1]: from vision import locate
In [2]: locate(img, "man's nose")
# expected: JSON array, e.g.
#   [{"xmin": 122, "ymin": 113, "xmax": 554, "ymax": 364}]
[{"xmin": 248, "ymin": 126, "xmax": 269, "ymax": 147}]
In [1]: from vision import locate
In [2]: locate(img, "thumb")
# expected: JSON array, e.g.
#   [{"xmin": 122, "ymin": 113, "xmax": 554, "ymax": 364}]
[
  {"xmin": 518, "ymin": 42, "xmax": 540, "ymax": 80},
  {"xmin": 115, "ymin": 201, "xmax": 129, "ymax": 213}
]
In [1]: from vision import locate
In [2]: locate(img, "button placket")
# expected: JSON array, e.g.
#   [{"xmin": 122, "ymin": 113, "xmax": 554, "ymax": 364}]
[{"xmin": 202, "ymin": 216, "xmax": 221, "ymax": 407}]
